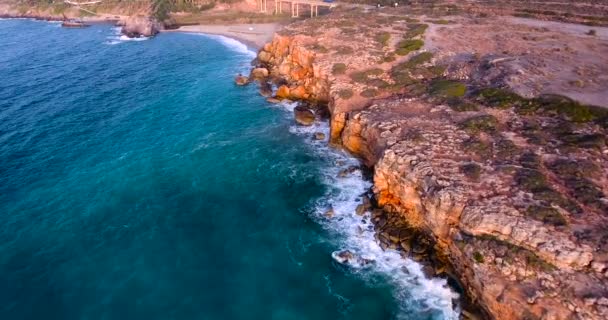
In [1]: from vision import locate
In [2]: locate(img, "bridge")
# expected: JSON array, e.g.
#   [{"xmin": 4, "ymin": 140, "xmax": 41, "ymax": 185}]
[{"xmin": 258, "ymin": 0, "xmax": 336, "ymax": 17}]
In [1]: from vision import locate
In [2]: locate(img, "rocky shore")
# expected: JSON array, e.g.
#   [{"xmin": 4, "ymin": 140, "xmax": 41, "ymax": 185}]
[
  {"xmin": 0, "ymin": 3, "xmax": 160, "ymax": 38},
  {"xmin": 239, "ymin": 7, "xmax": 608, "ymax": 320}
]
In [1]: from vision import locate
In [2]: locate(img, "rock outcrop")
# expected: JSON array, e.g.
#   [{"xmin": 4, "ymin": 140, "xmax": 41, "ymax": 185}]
[
  {"xmin": 119, "ymin": 15, "xmax": 161, "ymax": 38},
  {"xmin": 251, "ymin": 8, "xmax": 608, "ymax": 320},
  {"xmin": 345, "ymin": 99, "xmax": 606, "ymax": 320},
  {"xmin": 293, "ymin": 105, "xmax": 315, "ymax": 126}
]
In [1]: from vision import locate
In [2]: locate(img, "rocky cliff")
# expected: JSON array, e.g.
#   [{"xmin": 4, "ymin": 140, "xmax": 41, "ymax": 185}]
[{"xmin": 250, "ymin": 8, "xmax": 608, "ymax": 319}]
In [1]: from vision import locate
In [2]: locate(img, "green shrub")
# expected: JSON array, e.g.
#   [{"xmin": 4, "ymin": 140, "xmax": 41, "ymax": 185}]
[
  {"xmin": 332, "ymin": 63, "xmax": 347, "ymax": 75},
  {"xmin": 477, "ymin": 88, "xmax": 526, "ymax": 109},
  {"xmin": 526, "ymin": 205, "xmax": 567, "ymax": 226},
  {"xmin": 360, "ymin": 88, "xmax": 378, "ymax": 98},
  {"xmin": 337, "ymin": 89, "xmax": 354, "ymax": 99},
  {"xmin": 405, "ymin": 52, "xmax": 433, "ymax": 68},
  {"xmin": 395, "ymin": 39, "xmax": 424, "ymax": 56},
  {"xmin": 463, "ymin": 137, "xmax": 493, "ymax": 158},
  {"xmin": 404, "ymin": 23, "xmax": 429, "ymax": 39},
  {"xmin": 447, "ymin": 98, "xmax": 479, "ymax": 112},
  {"xmin": 375, "ymin": 32, "xmax": 391, "ymax": 47},
  {"xmin": 350, "ymin": 68, "xmax": 384, "ymax": 84},
  {"xmin": 383, "ymin": 53, "xmax": 396, "ymax": 63},
  {"xmin": 472, "ymin": 251, "xmax": 484, "ymax": 263},
  {"xmin": 461, "ymin": 163, "xmax": 481, "ymax": 181},
  {"xmin": 459, "ymin": 115, "xmax": 498, "ymax": 134}
]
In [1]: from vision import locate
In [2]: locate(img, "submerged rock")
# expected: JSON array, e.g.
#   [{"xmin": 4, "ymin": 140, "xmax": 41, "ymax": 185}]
[
  {"xmin": 313, "ymin": 132, "xmax": 326, "ymax": 140},
  {"xmin": 294, "ymin": 105, "xmax": 315, "ymax": 126}
]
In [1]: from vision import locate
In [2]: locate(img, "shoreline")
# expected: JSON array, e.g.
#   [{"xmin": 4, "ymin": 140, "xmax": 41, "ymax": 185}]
[
  {"xmin": 164, "ymin": 23, "xmax": 281, "ymax": 50},
  {"xmin": 0, "ymin": 15, "xmax": 277, "ymax": 51}
]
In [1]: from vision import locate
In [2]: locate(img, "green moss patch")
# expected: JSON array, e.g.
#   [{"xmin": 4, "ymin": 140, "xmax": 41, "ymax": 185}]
[
  {"xmin": 395, "ymin": 39, "xmax": 424, "ymax": 56},
  {"xmin": 525, "ymin": 205, "xmax": 567, "ymax": 226},
  {"xmin": 350, "ymin": 68, "xmax": 386, "ymax": 86},
  {"xmin": 375, "ymin": 32, "xmax": 391, "ymax": 47},
  {"xmin": 405, "ymin": 52, "xmax": 433, "ymax": 68},
  {"xmin": 429, "ymin": 80, "xmax": 466, "ymax": 98},
  {"xmin": 559, "ymin": 133, "xmax": 606, "ymax": 150},
  {"xmin": 494, "ymin": 138, "xmax": 519, "ymax": 162},
  {"xmin": 564, "ymin": 177, "xmax": 607, "ymax": 212},
  {"xmin": 477, "ymin": 88, "xmax": 528, "ymax": 109},
  {"xmin": 459, "ymin": 115, "xmax": 498, "ymax": 134},
  {"xmin": 515, "ymin": 169, "xmax": 582, "ymax": 215}
]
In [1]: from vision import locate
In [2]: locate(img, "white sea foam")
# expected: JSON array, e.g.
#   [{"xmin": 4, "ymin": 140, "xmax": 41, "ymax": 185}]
[
  {"xmin": 277, "ymin": 100, "xmax": 460, "ymax": 319},
  {"xmin": 105, "ymin": 27, "xmax": 150, "ymax": 45},
  {"xmin": 196, "ymin": 33, "xmax": 256, "ymax": 58}
]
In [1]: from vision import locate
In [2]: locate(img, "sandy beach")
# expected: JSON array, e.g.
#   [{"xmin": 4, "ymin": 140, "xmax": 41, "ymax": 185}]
[{"xmin": 167, "ymin": 23, "xmax": 281, "ymax": 49}]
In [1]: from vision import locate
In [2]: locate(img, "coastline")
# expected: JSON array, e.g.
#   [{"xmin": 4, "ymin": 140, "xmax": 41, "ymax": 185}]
[{"xmin": 164, "ymin": 23, "xmax": 281, "ymax": 49}]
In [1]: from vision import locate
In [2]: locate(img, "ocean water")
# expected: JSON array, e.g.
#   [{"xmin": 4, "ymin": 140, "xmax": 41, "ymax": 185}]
[{"xmin": 0, "ymin": 20, "xmax": 458, "ymax": 320}]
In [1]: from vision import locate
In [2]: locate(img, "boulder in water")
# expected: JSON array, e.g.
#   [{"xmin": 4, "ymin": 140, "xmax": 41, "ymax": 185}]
[
  {"xmin": 235, "ymin": 74, "xmax": 250, "ymax": 86},
  {"xmin": 294, "ymin": 105, "xmax": 315, "ymax": 126},
  {"xmin": 332, "ymin": 250, "xmax": 375, "ymax": 268},
  {"xmin": 259, "ymin": 81, "xmax": 273, "ymax": 97},
  {"xmin": 120, "ymin": 15, "xmax": 161, "ymax": 38},
  {"xmin": 313, "ymin": 132, "xmax": 326, "ymax": 140}
]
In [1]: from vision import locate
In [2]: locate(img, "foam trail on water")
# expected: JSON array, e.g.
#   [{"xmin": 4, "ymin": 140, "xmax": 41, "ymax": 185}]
[{"xmin": 277, "ymin": 101, "xmax": 460, "ymax": 319}]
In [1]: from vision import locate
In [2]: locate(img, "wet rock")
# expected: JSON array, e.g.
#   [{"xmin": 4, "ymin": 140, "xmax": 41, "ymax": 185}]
[
  {"xmin": 324, "ymin": 208, "xmax": 334, "ymax": 218},
  {"xmin": 294, "ymin": 105, "xmax": 315, "ymax": 126},
  {"xmin": 338, "ymin": 165, "xmax": 359, "ymax": 178},
  {"xmin": 266, "ymin": 97, "xmax": 281, "ymax": 104},
  {"xmin": 331, "ymin": 250, "xmax": 375, "ymax": 267},
  {"xmin": 355, "ymin": 204, "xmax": 367, "ymax": 216},
  {"xmin": 120, "ymin": 15, "xmax": 161, "ymax": 38},
  {"xmin": 422, "ymin": 265, "xmax": 436, "ymax": 278},
  {"xmin": 235, "ymin": 74, "xmax": 249, "ymax": 86},
  {"xmin": 259, "ymin": 82, "xmax": 272, "ymax": 97},
  {"xmin": 313, "ymin": 132, "xmax": 326, "ymax": 140}
]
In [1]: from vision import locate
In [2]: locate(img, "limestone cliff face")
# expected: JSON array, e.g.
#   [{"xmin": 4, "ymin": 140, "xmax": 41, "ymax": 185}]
[
  {"xmin": 256, "ymin": 35, "xmax": 358, "ymax": 144},
  {"xmin": 257, "ymin": 35, "xmax": 329, "ymax": 102},
  {"xmin": 256, "ymin": 34, "xmax": 607, "ymax": 320},
  {"xmin": 342, "ymin": 101, "xmax": 605, "ymax": 320}
]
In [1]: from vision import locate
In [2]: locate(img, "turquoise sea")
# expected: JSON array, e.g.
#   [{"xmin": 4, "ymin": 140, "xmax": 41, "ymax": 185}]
[{"xmin": 0, "ymin": 20, "xmax": 458, "ymax": 320}]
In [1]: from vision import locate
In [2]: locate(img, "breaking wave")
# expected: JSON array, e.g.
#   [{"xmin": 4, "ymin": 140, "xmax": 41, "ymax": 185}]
[{"xmin": 276, "ymin": 101, "xmax": 460, "ymax": 319}]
